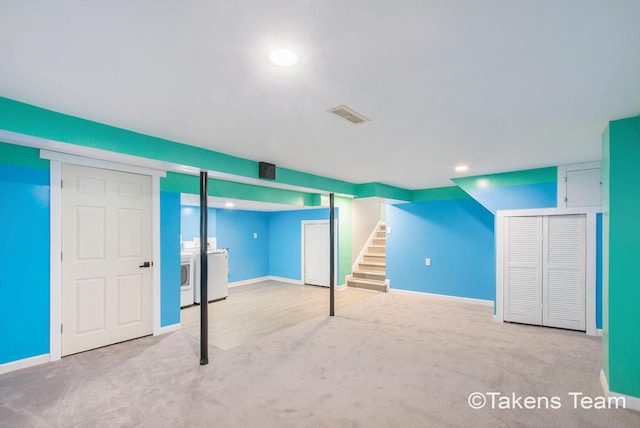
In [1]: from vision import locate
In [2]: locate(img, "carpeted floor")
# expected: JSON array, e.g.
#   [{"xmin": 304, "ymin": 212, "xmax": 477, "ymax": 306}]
[{"xmin": 1, "ymin": 291, "xmax": 638, "ymax": 427}]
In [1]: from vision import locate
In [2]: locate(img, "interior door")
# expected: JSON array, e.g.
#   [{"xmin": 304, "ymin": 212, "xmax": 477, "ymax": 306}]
[
  {"xmin": 304, "ymin": 222, "xmax": 330, "ymax": 287},
  {"xmin": 543, "ymin": 214, "xmax": 586, "ymax": 330},
  {"xmin": 503, "ymin": 216, "xmax": 543, "ymax": 325},
  {"xmin": 62, "ymin": 164, "xmax": 153, "ymax": 356}
]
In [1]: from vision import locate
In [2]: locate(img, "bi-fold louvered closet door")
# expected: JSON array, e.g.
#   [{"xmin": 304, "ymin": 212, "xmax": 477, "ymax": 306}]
[{"xmin": 503, "ymin": 214, "xmax": 586, "ymax": 331}]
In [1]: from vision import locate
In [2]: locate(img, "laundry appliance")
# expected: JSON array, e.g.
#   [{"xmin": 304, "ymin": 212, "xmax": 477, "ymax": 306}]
[
  {"xmin": 179, "ymin": 252, "xmax": 195, "ymax": 307},
  {"xmin": 183, "ymin": 238, "xmax": 229, "ymax": 304}
]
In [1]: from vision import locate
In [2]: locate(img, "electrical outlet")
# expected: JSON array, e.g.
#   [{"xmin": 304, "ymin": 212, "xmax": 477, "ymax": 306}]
[
  {"xmin": 253, "ymin": 232, "xmax": 258, "ymax": 239},
  {"xmin": 387, "ymin": 226, "xmax": 392, "ymax": 234},
  {"xmin": 425, "ymin": 258, "xmax": 431, "ymax": 266}
]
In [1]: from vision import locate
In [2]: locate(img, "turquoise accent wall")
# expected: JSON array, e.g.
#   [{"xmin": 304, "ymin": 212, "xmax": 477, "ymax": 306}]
[
  {"xmin": 0, "ymin": 97, "xmax": 355, "ymax": 196},
  {"xmin": 180, "ymin": 206, "xmax": 217, "ymax": 242},
  {"xmin": 386, "ymin": 198, "xmax": 495, "ymax": 301},
  {"xmin": 596, "ymin": 213, "xmax": 603, "ymax": 330},
  {"xmin": 160, "ymin": 191, "xmax": 181, "ymax": 327},
  {"xmin": 216, "ymin": 210, "xmax": 270, "ymax": 283},
  {"xmin": 452, "ymin": 167, "xmax": 557, "ymax": 214},
  {"xmin": 602, "ymin": 115, "xmax": 640, "ymax": 398},
  {"xmin": 0, "ymin": 163, "xmax": 50, "ymax": 363}
]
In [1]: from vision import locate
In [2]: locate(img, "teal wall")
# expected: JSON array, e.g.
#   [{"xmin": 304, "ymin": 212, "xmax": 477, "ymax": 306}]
[
  {"xmin": 452, "ymin": 167, "xmax": 557, "ymax": 214},
  {"xmin": 602, "ymin": 115, "xmax": 640, "ymax": 398},
  {"xmin": 0, "ymin": 97, "xmax": 356, "ymax": 195}
]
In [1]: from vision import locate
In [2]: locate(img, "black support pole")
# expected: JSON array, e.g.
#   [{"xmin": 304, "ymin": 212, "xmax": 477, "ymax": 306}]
[
  {"xmin": 199, "ymin": 171, "xmax": 209, "ymax": 365},
  {"xmin": 329, "ymin": 193, "xmax": 335, "ymax": 316}
]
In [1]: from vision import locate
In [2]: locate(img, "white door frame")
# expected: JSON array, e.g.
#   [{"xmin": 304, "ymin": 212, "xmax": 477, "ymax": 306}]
[
  {"xmin": 301, "ymin": 220, "xmax": 338, "ymax": 287},
  {"xmin": 42, "ymin": 150, "xmax": 166, "ymax": 361},
  {"xmin": 496, "ymin": 207, "xmax": 600, "ymax": 336}
]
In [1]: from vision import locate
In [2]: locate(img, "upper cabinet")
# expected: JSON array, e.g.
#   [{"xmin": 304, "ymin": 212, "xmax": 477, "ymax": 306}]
[{"xmin": 558, "ymin": 162, "xmax": 602, "ymax": 208}]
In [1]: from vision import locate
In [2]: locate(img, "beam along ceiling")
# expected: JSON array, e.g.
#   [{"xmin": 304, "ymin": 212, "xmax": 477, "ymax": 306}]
[{"xmin": 1, "ymin": 1, "xmax": 639, "ymax": 190}]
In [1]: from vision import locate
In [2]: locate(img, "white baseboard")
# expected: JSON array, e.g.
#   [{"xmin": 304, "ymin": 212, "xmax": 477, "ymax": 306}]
[
  {"xmin": 268, "ymin": 276, "xmax": 304, "ymax": 285},
  {"xmin": 596, "ymin": 328, "xmax": 603, "ymax": 337},
  {"xmin": 600, "ymin": 369, "xmax": 640, "ymax": 412},
  {"xmin": 390, "ymin": 288, "xmax": 494, "ymax": 307},
  {"xmin": 155, "ymin": 323, "xmax": 181, "ymax": 336},
  {"xmin": 229, "ymin": 276, "xmax": 270, "ymax": 287},
  {"xmin": 0, "ymin": 353, "xmax": 50, "ymax": 375}
]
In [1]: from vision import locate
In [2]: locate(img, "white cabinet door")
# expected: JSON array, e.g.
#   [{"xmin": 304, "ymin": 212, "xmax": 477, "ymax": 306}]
[
  {"xmin": 62, "ymin": 165, "xmax": 153, "ymax": 356},
  {"xmin": 304, "ymin": 222, "xmax": 330, "ymax": 287},
  {"xmin": 543, "ymin": 215, "xmax": 586, "ymax": 330},
  {"xmin": 504, "ymin": 216, "xmax": 543, "ymax": 325},
  {"xmin": 566, "ymin": 168, "xmax": 601, "ymax": 207}
]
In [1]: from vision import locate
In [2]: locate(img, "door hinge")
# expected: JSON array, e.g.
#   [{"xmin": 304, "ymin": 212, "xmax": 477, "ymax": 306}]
[
  {"xmin": 61, "ymin": 324, "xmax": 63, "ymax": 334},
  {"xmin": 61, "ymin": 179, "xmax": 63, "ymax": 188},
  {"xmin": 61, "ymin": 252, "xmax": 63, "ymax": 261}
]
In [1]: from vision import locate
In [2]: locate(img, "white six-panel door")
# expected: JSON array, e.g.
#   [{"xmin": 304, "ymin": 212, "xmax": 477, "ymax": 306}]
[
  {"xmin": 62, "ymin": 165, "xmax": 153, "ymax": 356},
  {"xmin": 304, "ymin": 222, "xmax": 330, "ymax": 287}
]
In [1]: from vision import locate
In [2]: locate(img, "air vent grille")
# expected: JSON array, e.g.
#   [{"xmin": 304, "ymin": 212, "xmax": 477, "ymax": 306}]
[{"xmin": 328, "ymin": 105, "xmax": 370, "ymax": 125}]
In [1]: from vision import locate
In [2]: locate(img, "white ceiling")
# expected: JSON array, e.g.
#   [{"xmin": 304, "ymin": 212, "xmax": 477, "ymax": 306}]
[{"xmin": 1, "ymin": 1, "xmax": 639, "ymax": 190}]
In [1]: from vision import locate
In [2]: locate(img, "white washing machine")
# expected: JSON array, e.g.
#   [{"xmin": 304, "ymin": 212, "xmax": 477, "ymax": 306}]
[
  {"xmin": 180, "ymin": 252, "xmax": 195, "ymax": 307},
  {"xmin": 183, "ymin": 239, "xmax": 228, "ymax": 304}
]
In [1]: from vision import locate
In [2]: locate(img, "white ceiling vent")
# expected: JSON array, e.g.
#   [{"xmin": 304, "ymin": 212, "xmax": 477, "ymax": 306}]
[{"xmin": 327, "ymin": 105, "xmax": 370, "ymax": 125}]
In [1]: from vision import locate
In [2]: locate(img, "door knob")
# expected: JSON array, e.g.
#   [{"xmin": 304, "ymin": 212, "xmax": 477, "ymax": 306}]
[{"xmin": 139, "ymin": 261, "xmax": 153, "ymax": 268}]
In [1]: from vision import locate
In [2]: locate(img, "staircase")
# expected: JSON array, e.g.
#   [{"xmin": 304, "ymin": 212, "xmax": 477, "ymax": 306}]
[{"xmin": 347, "ymin": 223, "xmax": 389, "ymax": 292}]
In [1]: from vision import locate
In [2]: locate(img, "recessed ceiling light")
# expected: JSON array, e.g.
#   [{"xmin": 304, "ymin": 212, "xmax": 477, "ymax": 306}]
[
  {"xmin": 225, "ymin": 202, "xmax": 234, "ymax": 208},
  {"xmin": 455, "ymin": 165, "xmax": 469, "ymax": 172},
  {"xmin": 266, "ymin": 47, "xmax": 300, "ymax": 67}
]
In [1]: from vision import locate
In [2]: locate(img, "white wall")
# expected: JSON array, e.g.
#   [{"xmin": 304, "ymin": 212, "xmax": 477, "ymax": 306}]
[{"xmin": 351, "ymin": 198, "xmax": 382, "ymax": 262}]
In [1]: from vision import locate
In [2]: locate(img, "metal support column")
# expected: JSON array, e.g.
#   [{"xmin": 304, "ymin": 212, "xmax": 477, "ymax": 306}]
[
  {"xmin": 329, "ymin": 193, "xmax": 335, "ymax": 316},
  {"xmin": 199, "ymin": 171, "xmax": 209, "ymax": 365}
]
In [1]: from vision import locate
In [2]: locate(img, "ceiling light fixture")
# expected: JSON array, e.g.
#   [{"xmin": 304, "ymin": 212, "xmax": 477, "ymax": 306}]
[
  {"xmin": 266, "ymin": 47, "xmax": 300, "ymax": 67},
  {"xmin": 455, "ymin": 165, "xmax": 469, "ymax": 172}
]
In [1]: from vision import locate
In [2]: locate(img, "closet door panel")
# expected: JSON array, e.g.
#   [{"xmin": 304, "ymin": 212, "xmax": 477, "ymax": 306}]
[
  {"xmin": 542, "ymin": 214, "xmax": 586, "ymax": 330},
  {"xmin": 504, "ymin": 216, "xmax": 543, "ymax": 325}
]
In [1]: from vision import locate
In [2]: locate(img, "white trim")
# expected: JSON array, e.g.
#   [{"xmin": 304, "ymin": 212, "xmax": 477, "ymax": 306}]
[
  {"xmin": 268, "ymin": 276, "xmax": 304, "ymax": 285},
  {"xmin": 390, "ymin": 289, "xmax": 494, "ymax": 306},
  {"xmin": 596, "ymin": 329, "xmax": 603, "ymax": 337},
  {"xmin": 2, "ymin": 129, "xmax": 352, "ymax": 197},
  {"xmin": 151, "ymin": 176, "xmax": 163, "ymax": 336},
  {"xmin": 41, "ymin": 150, "xmax": 166, "ymax": 178},
  {"xmin": 585, "ymin": 213, "xmax": 596, "ymax": 336},
  {"xmin": 49, "ymin": 160, "xmax": 62, "ymax": 362},
  {"xmin": 155, "ymin": 323, "xmax": 181, "ymax": 335},
  {"xmin": 45, "ymin": 153, "xmax": 164, "ymax": 358},
  {"xmin": 496, "ymin": 208, "xmax": 600, "ymax": 335},
  {"xmin": 301, "ymin": 220, "xmax": 338, "ymax": 287},
  {"xmin": 229, "ymin": 276, "xmax": 271, "ymax": 287},
  {"xmin": 0, "ymin": 354, "xmax": 50, "ymax": 375},
  {"xmin": 351, "ymin": 220, "xmax": 384, "ymax": 272},
  {"xmin": 600, "ymin": 370, "xmax": 640, "ymax": 412}
]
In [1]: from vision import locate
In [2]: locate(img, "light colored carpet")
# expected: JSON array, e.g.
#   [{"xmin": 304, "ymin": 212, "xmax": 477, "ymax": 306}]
[{"xmin": 1, "ymin": 291, "xmax": 638, "ymax": 427}]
